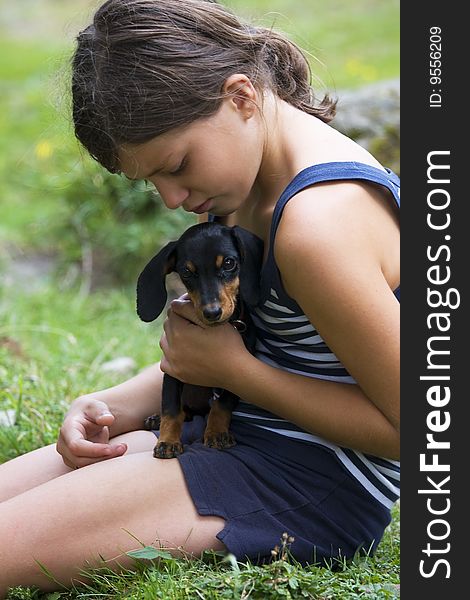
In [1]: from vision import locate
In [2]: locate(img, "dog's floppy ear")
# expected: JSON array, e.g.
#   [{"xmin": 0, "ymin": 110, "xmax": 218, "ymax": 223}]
[
  {"xmin": 136, "ymin": 241, "xmax": 178, "ymax": 322},
  {"xmin": 231, "ymin": 226, "xmax": 264, "ymax": 307}
]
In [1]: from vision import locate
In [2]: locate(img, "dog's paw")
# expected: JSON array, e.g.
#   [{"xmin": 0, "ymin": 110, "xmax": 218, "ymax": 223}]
[
  {"xmin": 144, "ymin": 414, "xmax": 161, "ymax": 430},
  {"xmin": 153, "ymin": 441, "xmax": 184, "ymax": 459},
  {"xmin": 204, "ymin": 430, "xmax": 236, "ymax": 450}
]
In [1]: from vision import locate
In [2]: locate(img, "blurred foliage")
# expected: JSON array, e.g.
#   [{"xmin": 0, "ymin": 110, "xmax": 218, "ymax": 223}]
[
  {"xmin": 0, "ymin": 0, "xmax": 400, "ymax": 90},
  {"xmin": 36, "ymin": 155, "xmax": 196, "ymax": 289},
  {"xmin": 0, "ymin": 31, "xmax": 195, "ymax": 288}
]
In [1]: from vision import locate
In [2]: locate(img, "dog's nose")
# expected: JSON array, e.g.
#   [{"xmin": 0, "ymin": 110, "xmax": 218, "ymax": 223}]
[{"xmin": 202, "ymin": 305, "xmax": 222, "ymax": 322}]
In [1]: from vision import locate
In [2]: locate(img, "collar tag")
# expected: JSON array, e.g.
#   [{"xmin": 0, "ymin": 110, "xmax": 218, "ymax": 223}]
[{"xmin": 231, "ymin": 319, "xmax": 247, "ymax": 333}]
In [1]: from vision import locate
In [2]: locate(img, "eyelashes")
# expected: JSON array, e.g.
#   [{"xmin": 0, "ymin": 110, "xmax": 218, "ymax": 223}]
[{"xmin": 169, "ymin": 157, "xmax": 188, "ymax": 176}]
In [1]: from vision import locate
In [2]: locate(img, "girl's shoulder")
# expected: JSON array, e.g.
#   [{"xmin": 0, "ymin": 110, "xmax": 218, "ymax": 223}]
[
  {"xmin": 273, "ymin": 167, "xmax": 400, "ymax": 299},
  {"xmin": 274, "ymin": 162, "xmax": 399, "ymax": 247},
  {"xmin": 276, "ymin": 177, "xmax": 387, "ymax": 255}
]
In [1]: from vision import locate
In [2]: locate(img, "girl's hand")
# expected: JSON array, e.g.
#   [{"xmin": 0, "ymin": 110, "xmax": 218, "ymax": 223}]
[
  {"xmin": 159, "ymin": 297, "xmax": 248, "ymax": 388},
  {"xmin": 56, "ymin": 396, "xmax": 128, "ymax": 469}
]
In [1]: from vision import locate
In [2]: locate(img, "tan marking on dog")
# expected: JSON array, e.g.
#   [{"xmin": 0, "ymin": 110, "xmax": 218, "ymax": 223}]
[
  {"xmin": 185, "ymin": 260, "xmax": 197, "ymax": 273},
  {"xmin": 216, "ymin": 255, "xmax": 224, "ymax": 269},
  {"xmin": 181, "ymin": 272, "xmax": 238, "ymax": 326},
  {"xmin": 186, "ymin": 289, "xmax": 202, "ymax": 312},
  {"xmin": 219, "ymin": 276, "xmax": 240, "ymax": 322},
  {"xmin": 204, "ymin": 398, "xmax": 235, "ymax": 448},
  {"xmin": 158, "ymin": 411, "xmax": 185, "ymax": 444}
]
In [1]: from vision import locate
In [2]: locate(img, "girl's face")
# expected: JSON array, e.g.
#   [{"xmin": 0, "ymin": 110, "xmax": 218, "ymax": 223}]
[{"xmin": 119, "ymin": 96, "xmax": 264, "ymax": 217}]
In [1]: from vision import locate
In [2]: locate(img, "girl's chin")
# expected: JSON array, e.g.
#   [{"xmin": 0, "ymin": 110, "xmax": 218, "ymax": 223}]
[{"xmin": 208, "ymin": 198, "xmax": 244, "ymax": 218}]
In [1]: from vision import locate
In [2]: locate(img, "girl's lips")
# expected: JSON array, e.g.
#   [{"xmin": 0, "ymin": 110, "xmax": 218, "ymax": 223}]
[{"xmin": 191, "ymin": 198, "xmax": 213, "ymax": 214}]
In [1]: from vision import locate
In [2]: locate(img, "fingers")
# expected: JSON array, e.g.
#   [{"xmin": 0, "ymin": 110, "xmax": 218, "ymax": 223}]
[
  {"xmin": 61, "ymin": 443, "xmax": 128, "ymax": 470},
  {"xmin": 64, "ymin": 428, "xmax": 115, "ymax": 458},
  {"xmin": 58, "ymin": 430, "xmax": 128, "ymax": 469},
  {"xmin": 71, "ymin": 444, "xmax": 128, "ymax": 469},
  {"xmin": 169, "ymin": 298, "xmax": 206, "ymax": 327},
  {"xmin": 83, "ymin": 400, "xmax": 115, "ymax": 424},
  {"xmin": 57, "ymin": 399, "xmax": 128, "ymax": 469},
  {"xmin": 176, "ymin": 292, "xmax": 190, "ymax": 302},
  {"xmin": 158, "ymin": 332, "xmax": 180, "ymax": 380},
  {"xmin": 160, "ymin": 308, "xmax": 192, "ymax": 362}
]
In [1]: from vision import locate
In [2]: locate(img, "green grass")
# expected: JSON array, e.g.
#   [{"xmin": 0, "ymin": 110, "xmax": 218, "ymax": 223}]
[
  {"xmin": 227, "ymin": 0, "xmax": 400, "ymax": 90},
  {"xmin": 5, "ymin": 530, "xmax": 400, "ymax": 599},
  {"xmin": 0, "ymin": 0, "xmax": 399, "ymax": 92},
  {"xmin": 0, "ymin": 39, "xmax": 72, "ymax": 245},
  {"xmin": 0, "ymin": 285, "xmax": 158, "ymax": 461}
]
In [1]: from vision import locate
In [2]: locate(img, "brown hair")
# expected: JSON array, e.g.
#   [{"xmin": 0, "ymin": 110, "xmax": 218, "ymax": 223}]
[{"xmin": 72, "ymin": 0, "xmax": 336, "ymax": 173}]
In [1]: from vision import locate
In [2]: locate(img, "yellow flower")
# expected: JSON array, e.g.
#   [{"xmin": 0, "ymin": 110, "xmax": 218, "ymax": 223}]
[
  {"xmin": 35, "ymin": 140, "xmax": 53, "ymax": 160},
  {"xmin": 345, "ymin": 58, "xmax": 378, "ymax": 82}
]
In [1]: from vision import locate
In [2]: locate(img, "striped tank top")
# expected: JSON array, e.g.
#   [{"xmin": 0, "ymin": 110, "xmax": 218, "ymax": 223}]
[{"xmin": 232, "ymin": 162, "xmax": 400, "ymax": 509}]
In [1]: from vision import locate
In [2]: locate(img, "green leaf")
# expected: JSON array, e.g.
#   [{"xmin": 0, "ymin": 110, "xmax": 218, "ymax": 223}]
[
  {"xmin": 288, "ymin": 575, "xmax": 299, "ymax": 589},
  {"xmin": 126, "ymin": 546, "xmax": 173, "ymax": 561}
]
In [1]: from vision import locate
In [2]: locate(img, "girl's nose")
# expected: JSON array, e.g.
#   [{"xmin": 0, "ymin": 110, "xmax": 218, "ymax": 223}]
[{"xmin": 151, "ymin": 178, "xmax": 190, "ymax": 210}]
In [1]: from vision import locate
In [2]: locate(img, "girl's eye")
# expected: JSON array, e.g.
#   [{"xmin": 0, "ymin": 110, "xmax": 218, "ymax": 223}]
[
  {"xmin": 223, "ymin": 257, "xmax": 237, "ymax": 271},
  {"xmin": 170, "ymin": 158, "xmax": 187, "ymax": 175}
]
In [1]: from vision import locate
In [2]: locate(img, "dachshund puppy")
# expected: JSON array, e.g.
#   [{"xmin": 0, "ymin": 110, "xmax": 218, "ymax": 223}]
[{"xmin": 136, "ymin": 222, "xmax": 263, "ymax": 458}]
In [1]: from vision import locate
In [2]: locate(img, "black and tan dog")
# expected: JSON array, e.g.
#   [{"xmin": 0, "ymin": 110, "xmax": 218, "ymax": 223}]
[{"xmin": 136, "ymin": 222, "xmax": 263, "ymax": 458}]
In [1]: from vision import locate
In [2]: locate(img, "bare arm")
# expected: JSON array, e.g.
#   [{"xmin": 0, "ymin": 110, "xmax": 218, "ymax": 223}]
[
  {"xmin": 91, "ymin": 362, "xmax": 164, "ymax": 437},
  {"xmin": 226, "ymin": 352, "xmax": 399, "ymax": 459}
]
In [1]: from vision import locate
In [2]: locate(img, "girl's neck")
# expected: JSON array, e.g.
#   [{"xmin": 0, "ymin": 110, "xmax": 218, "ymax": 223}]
[
  {"xmin": 226, "ymin": 96, "xmax": 386, "ymax": 245},
  {"xmin": 256, "ymin": 96, "xmax": 385, "ymax": 197},
  {"xmin": 246, "ymin": 100, "xmax": 319, "ymax": 213}
]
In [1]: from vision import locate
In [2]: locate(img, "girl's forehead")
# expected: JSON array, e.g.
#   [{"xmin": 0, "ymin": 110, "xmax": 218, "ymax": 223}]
[
  {"xmin": 118, "ymin": 133, "xmax": 180, "ymax": 179},
  {"xmin": 117, "ymin": 117, "xmax": 213, "ymax": 178}
]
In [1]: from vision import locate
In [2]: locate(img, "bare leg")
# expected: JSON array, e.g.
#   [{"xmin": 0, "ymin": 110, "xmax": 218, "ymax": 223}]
[
  {"xmin": 0, "ymin": 430, "xmax": 158, "ymax": 503},
  {"xmin": 0, "ymin": 445, "xmax": 72, "ymax": 502},
  {"xmin": 0, "ymin": 434, "xmax": 226, "ymax": 596}
]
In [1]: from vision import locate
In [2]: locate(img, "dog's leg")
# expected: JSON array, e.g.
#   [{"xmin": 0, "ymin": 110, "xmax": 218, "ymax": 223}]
[
  {"xmin": 154, "ymin": 375, "xmax": 186, "ymax": 458},
  {"xmin": 204, "ymin": 390, "xmax": 238, "ymax": 449}
]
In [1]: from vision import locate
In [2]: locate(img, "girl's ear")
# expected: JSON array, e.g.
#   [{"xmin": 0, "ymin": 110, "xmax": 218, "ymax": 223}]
[
  {"xmin": 222, "ymin": 74, "xmax": 257, "ymax": 117},
  {"xmin": 231, "ymin": 226, "xmax": 264, "ymax": 307},
  {"xmin": 136, "ymin": 241, "xmax": 178, "ymax": 322}
]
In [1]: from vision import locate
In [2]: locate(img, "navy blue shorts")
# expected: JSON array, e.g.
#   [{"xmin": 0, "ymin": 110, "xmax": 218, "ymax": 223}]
[{"xmin": 153, "ymin": 416, "xmax": 391, "ymax": 565}]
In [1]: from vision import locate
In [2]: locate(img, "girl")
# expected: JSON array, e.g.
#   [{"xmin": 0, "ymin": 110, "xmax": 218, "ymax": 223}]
[{"xmin": 0, "ymin": 0, "xmax": 399, "ymax": 594}]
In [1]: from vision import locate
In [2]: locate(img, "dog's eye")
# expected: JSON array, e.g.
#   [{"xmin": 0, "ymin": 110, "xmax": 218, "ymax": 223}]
[
  {"xmin": 223, "ymin": 257, "xmax": 237, "ymax": 272},
  {"xmin": 180, "ymin": 267, "xmax": 193, "ymax": 280}
]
